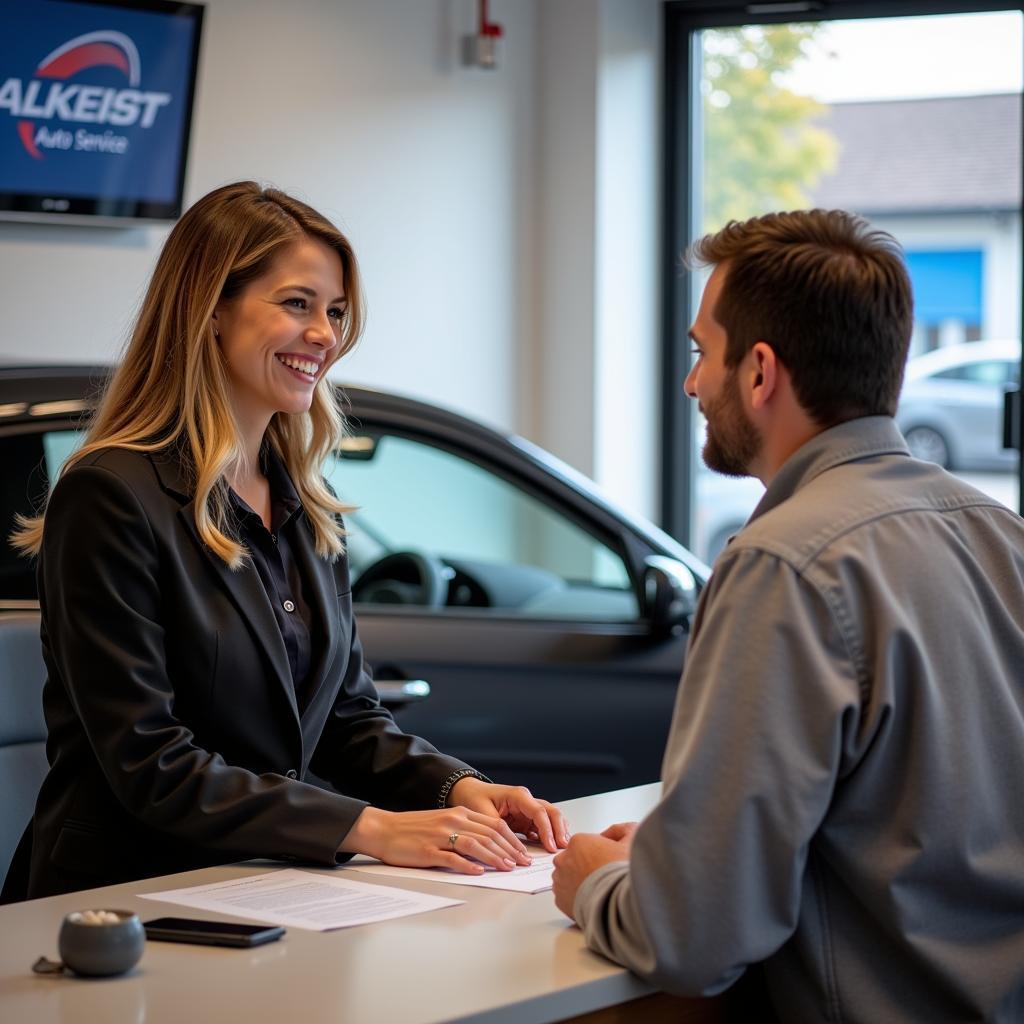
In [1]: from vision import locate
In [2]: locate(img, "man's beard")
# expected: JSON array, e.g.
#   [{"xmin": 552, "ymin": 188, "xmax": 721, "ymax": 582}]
[{"xmin": 701, "ymin": 369, "xmax": 761, "ymax": 477}]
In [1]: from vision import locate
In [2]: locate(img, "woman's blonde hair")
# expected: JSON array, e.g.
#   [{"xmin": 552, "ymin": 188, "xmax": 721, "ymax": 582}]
[{"xmin": 13, "ymin": 180, "xmax": 364, "ymax": 568}]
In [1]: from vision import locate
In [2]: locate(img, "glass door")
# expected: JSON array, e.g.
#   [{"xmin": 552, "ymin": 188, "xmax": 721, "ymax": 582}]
[{"xmin": 664, "ymin": 3, "xmax": 1024, "ymax": 561}]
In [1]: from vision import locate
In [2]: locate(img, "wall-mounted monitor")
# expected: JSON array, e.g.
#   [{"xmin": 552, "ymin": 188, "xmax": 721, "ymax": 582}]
[{"xmin": 0, "ymin": 0, "xmax": 203, "ymax": 225}]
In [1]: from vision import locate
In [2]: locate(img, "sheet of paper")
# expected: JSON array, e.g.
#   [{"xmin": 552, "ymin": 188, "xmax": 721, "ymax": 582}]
[
  {"xmin": 347, "ymin": 847, "xmax": 557, "ymax": 894},
  {"xmin": 138, "ymin": 868, "xmax": 463, "ymax": 931}
]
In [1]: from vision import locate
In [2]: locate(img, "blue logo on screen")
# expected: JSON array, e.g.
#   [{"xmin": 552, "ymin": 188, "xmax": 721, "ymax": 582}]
[
  {"xmin": 0, "ymin": 0, "xmax": 198, "ymax": 205},
  {"xmin": 1, "ymin": 31, "xmax": 170, "ymax": 159}
]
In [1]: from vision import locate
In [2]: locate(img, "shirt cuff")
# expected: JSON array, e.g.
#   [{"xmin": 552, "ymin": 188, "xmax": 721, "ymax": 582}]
[{"xmin": 573, "ymin": 858, "xmax": 630, "ymax": 929}]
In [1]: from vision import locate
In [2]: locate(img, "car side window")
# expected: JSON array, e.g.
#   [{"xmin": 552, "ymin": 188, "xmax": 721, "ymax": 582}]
[
  {"xmin": 932, "ymin": 360, "xmax": 1013, "ymax": 386},
  {"xmin": 42, "ymin": 430, "xmax": 84, "ymax": 479},
  {"xmin": 323, "ymin": 434, "xmax": 640, "ymax": 622},
  {"xmin": 1, "ymin": 428, "xmax": 83, "ymax": 600}
]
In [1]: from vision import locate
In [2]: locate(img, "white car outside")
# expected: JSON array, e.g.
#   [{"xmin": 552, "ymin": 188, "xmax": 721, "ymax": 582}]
[{"xmin": 895, "ymin": 339, "xmax": 1020, "ymax": 471}]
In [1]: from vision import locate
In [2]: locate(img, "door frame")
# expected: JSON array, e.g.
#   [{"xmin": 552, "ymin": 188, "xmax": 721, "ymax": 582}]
[{"xmin": 661, "ymin": 0, "xmax": 1024, "ymax": 541}]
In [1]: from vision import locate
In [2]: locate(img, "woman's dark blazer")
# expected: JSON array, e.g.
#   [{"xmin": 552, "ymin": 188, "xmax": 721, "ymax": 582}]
[{"xmin": 17, "ymin": 446, "xmax": 471, "ymax": 899}]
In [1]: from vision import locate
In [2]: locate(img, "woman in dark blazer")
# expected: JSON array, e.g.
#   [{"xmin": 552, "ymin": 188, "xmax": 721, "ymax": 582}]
[{"xmin": 6, "ymin": 182, "xmax": 566, "ymax": 900}]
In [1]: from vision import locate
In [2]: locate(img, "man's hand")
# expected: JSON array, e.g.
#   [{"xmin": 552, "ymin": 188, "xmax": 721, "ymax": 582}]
[
  {"xmin": 448, "ymin": 777, "xmax": 570, "ymax": 854},
  {"xmin": 552, "ymin": 823, "xmax": 637, "ymax": 921},
  {"xmin": 600, "ymin": 821, "xmax": 639, "ymax": 848}
]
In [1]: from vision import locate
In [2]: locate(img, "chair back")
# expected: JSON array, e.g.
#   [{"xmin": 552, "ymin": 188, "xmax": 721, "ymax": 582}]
[{"xmin": 0, "ymin": 613, "xmax": 47, "ymax": 884}]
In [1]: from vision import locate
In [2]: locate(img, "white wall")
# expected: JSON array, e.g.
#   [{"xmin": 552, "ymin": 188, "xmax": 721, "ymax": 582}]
[
  {"xmin": 531, "ymin": 0, "xmax": 662, "ymax": 521},
  {"xmin": 985, "ymin": 213, "xmax": 1021, "ymax": 340},
  {"xmin": 0, "ymin": 0, "xmax": 666, "ymax": 522},
  {"xmin": 593, "ymin": 0, "xmax": 661, "ymax": 523},
  {"xmin": 0, "ymin": 0, "xmax": 539, "ymax": 436}
]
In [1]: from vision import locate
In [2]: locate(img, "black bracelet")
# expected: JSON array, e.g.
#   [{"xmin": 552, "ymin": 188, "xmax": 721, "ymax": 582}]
[{"xmin": 437, "ymin": 768, "xmax": 491, "ymax": 808}]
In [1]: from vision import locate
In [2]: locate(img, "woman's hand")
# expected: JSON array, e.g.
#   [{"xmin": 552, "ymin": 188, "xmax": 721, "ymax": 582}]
[
  {"xmin": 447, "ymin": 778, "xmax": 570, "ymax": 854},
  {"xmin": 339, "ymin": 805, "xmax": 532, "ymax": 874}
]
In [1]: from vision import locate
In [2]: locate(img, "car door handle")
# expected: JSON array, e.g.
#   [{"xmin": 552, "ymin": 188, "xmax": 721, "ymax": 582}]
[{"xmin": 375, "ymin": 679, "xmax": 432, "ymax": 705}]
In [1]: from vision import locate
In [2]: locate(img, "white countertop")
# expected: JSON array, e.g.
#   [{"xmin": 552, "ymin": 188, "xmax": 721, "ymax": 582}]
[{"xmin": 0, "ymin": 783, "xmax": 661, "ymax": 1024}]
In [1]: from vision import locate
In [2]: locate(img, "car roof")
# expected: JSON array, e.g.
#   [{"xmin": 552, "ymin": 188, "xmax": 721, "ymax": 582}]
[
  {"xmin": 904, "ymin": 340, "xmax": 1021, "ymax": 381},
  {"xmin": 0, "ymin": 363, "xmax": 710, "ymax": 581}
]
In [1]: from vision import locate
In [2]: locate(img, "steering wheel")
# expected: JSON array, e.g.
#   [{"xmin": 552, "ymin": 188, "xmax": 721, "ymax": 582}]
[{"xmin": 351, "ymin": 550, "xmax": 449, "ymax": 607}]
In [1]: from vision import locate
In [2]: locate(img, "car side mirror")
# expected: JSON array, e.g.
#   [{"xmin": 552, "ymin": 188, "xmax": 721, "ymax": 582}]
[{"xmin": 643, "ymin": 556, "xmax": 698, "ymax": 635}]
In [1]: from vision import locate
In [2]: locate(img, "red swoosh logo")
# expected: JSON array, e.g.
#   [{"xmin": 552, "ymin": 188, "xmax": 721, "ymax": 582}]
[
  {"xmin": 17, "ymin": 121, "xmax": 42, "ymax": 159},
  {"xmin": 37, "ymin": 42, "xmax": 130, "ymax": 80}
]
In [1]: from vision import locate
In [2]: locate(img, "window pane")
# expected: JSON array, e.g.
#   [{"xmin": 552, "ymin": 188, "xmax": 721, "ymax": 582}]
[
  {"xmin": 691, "ymin": 11, "xmax": 1022, "ymax": 562},
  {"xmin": 0, "ymin": 429, "xmax": 84, "ymax": 600},
  {"xmin": 324, "ymin": 435, "xmax": 639, "ymax": 621},
  {"xmin": 967, "ymin": 362, "xmax": 1013, "ymax": 386}
]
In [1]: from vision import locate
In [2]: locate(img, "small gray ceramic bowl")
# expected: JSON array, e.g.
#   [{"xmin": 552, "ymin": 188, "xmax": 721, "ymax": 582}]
[{"xmin": 58, "ymin": 909, "xmax": 145, "ymax": 977}]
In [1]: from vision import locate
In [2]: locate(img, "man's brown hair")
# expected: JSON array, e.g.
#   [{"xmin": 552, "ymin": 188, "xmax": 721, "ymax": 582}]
[{"xmin": 688, "ymin": 209, "xmax": 913, "ymax": 426}]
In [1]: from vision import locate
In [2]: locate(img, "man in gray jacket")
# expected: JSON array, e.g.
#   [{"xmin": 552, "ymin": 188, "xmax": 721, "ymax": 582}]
[{"xmin": 552, "ymin": 209, "xmax": 1024, "ymax": 1023}]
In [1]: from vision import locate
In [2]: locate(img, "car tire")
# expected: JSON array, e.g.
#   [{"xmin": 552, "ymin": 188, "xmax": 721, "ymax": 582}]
[{"xmin": 902, "ymin": 425, "xmax": 951, "ymax": 468}]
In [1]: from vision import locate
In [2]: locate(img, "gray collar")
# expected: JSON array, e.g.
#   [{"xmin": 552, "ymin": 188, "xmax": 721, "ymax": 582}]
[{"xmin": 748, "ymin": 416, "xmax": 911, "ymax": 525}]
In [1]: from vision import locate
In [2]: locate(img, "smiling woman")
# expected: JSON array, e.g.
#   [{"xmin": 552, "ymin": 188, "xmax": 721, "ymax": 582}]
[
  {"xmin": 14, "ymin": 181, "xmax": 367, "ymax": 568},
  {"xmin": 3, "ymin": 181, "xmax": 567, "ymax": 903},
  {"xmin": 212, "ymin": 235, "xmax": 350, "ymax": 524}
]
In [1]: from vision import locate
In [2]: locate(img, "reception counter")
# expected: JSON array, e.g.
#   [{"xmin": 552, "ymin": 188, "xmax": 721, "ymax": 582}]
[{"xmin": 0, "ymin": 783, "xmax": 710, "ymax": 1024}]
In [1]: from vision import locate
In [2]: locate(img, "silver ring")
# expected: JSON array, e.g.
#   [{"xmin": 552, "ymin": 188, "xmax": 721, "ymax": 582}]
[{"xmin": 448, "ymin": 832, "xmax": 459, "ymax": 850}]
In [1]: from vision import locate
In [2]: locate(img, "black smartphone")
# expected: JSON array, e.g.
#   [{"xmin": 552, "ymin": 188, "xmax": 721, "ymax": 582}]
[{"xmin": 143, "ymin": 917, "xmax": 285, "ymax": 948}]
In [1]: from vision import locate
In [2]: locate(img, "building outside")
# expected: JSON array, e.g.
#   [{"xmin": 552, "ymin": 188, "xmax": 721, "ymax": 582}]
[{"xmin": 810, "ymin": 93, "xmax": 1021, "ymax": 356}]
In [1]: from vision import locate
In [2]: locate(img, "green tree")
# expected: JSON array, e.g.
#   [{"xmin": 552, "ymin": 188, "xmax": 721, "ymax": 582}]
[{"xmin": 701, "ymin": 24, "xmax": 837, "ymax": 230}]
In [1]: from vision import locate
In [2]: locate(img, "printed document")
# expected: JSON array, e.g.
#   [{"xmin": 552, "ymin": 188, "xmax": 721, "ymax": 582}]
[
  {"xmin": 348, "ymin": 847, "xmax": 556, "ymax": 894},
  {"xmin": 139, "ymin": 868, "xmax": 463, "ymax": 931}
]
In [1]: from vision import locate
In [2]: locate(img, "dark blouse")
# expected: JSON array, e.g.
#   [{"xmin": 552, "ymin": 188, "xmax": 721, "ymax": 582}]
[{"xmin": 229, "ymin": 450, "xmax": 317, "ymax": 712}]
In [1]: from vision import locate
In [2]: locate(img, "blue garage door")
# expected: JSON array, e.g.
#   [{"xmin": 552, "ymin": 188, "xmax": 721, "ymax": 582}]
[{"xmin": 904, "ymin": 249, "xmax": 983, "ymax": 327}]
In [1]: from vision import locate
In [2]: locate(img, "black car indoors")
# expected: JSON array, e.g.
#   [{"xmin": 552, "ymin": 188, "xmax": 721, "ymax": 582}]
[{"xmin": 0, "ymin": 364, "xmax": 709, "ymax": 801}]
